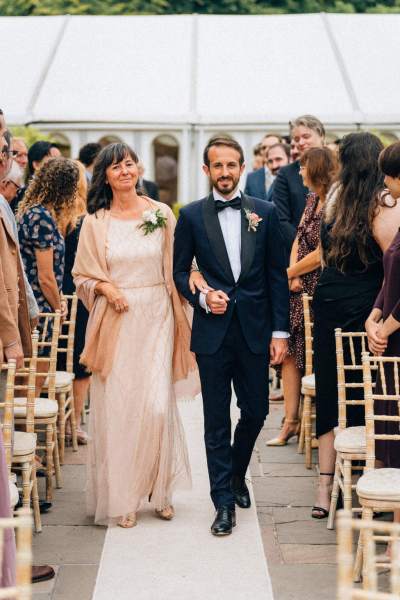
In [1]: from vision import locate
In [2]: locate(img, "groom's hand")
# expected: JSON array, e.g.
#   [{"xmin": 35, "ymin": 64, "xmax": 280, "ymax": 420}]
[
  {"xmin": 206, "ymin": 290, "xmax": 229, "ymax": 315},
  {"xmin": 269, "ymin": 338, "xmax": 288, "ymax": 365}
]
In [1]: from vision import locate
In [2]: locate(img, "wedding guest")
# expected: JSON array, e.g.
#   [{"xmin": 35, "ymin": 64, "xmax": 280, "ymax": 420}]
[
  {"xmin": 272, "ymin": 115, "xmax": 325, "ymax": 255},
  {"xmin": 0, "ymin": 161, "xmax": 23, "ymax": 206},
  {"xmin": 11, "ymin": 137, "xmax": 28, "ymax": 172},
  {"xmin": 366, "ymin": 141, "xmax": 400, "ymax": 470},
  {"xmin": 245, "ymin": 133, "xmax": 281, "ymax": 200},
  {"xmin": 251, "ymin": 143, "xmax": 264, "ymax": 171},
  {"xmin": 290, "ymin": 139, "xmax": 300, "ymax": 163},
  {"xmin": 78, "ymin": 142, "xmax": 101, "ymax": 184},
  {"xmin": 17, "ymin": 158, "xmax": 79, "ymax": 338},
  {"xmin": 72, "ymin": 143, "xmax": 197, "ymax": 527},
  {"xmin": 266, "ymin": 143, "xmax": 290, "ymax": 177},
  {"xmin": 58, "ymin": 161, "xmax": 90, "ymax": 444},
  {"xmin": 267, "ymin": 147, "xmax": 338, "ymax": 446},
  {"xmin": 312, "ymin": 133, "xmax": 385, "ymax": 519},
  {"xmin": 136, "ymin": 160, "xmax": 160, "ymax": 201},
  {"xmin": 27, "ymin": 141, "xmax": 61, "ymax": 179}
]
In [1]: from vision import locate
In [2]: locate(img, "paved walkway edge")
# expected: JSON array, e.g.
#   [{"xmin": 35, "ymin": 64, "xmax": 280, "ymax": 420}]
[{"xmin": 92, "ymin": 397, "xmax": 274, "ymax": 600}]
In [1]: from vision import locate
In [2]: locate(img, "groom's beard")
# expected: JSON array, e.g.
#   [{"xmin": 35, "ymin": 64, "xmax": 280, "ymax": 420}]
[{"xmin": 213, "ymin": 175, "xmax": 240, "ymax": 197}]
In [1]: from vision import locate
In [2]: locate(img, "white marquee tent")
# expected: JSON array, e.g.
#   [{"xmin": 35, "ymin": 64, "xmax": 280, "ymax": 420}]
[{"xmin": 1, "ymin": 13, "xmax": 400, "ymax": 201}]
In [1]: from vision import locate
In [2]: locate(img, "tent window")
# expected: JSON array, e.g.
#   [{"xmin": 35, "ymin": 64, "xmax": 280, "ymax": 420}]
[{"xmin": 153, "ymin": 135, "xmax": 179, "ymax": 207}]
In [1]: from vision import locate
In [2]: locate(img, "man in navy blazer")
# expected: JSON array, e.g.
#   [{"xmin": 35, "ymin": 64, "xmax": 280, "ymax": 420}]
[
  {"xmin": 244, "ymin": 133, "xmax": 281, "ymax": 200},
  {"xmin": 173, "ymin": 137, "xmax": 289, "ymax": 536}
]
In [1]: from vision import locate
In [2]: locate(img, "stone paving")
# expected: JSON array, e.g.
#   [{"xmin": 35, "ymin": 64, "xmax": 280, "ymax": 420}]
[{"xmin": 32, "ymin": 398, "xmax": 339, "ymax": 600}]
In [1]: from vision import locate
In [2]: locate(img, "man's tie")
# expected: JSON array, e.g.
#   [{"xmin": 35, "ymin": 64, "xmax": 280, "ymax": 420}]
[{"xmin": 214, "ymin": 196, "xmax": 242, "ymax": 212}]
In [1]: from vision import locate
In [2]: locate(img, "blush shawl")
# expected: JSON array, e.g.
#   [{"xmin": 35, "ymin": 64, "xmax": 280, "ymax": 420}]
[{"xmin": 72, "ymin": 200, "xmax": 199, "ymax": 398}]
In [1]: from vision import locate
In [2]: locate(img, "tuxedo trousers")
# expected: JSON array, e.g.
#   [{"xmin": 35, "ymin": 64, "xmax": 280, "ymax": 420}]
[{"xmin": 196, "ymin": 310, "xmax": 269, "ymax": 509}]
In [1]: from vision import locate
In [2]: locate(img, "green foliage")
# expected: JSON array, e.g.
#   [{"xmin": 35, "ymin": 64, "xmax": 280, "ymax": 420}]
[
  {"xmin": 0, "ymin": 0, "xmax": 399, "ymax": 14},
  {"xmin": 9, "ymin": 125, "xmax": 53, "ymax": 146}
]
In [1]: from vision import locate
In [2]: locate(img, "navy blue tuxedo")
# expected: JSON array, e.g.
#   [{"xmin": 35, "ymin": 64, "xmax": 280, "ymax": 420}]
[
  {"xmin": 244, "ymin": 167, "xmax": 267, "ymax": 200},
  {"xmin": 173, "ymin": 192, "xmax": 289, "ymax": 509},
  {"xmin": 270, "ymin": 161, "xmax": 308, "ymax": 255}
]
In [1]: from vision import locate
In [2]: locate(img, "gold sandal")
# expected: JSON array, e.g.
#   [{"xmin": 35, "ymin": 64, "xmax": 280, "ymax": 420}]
[
  {"xmin": 266, "ymin": 419, "xmax": 299, "ymax": 446},
  {"xmin": 117, "ymin": 513, "xmax": 137, "ymax": 528},
  {"xmin": 155, "ymin": 505, "xmax": 174, "ymax": 521}
]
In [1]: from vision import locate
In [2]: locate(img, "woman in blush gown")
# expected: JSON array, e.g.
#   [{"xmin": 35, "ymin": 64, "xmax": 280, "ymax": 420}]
[{"xmin": 73, "ymin": 143, "xmax": 198, "ymax": 528}]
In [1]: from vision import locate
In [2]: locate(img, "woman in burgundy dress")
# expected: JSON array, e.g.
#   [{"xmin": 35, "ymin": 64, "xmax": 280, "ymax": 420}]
[
  {"xmin": 267, "ymin": 147, "xmax": 338, "ymax": 446},
  {"xmin": 366, "ymin": 141, "xmax": 400, "ymax": 469}
]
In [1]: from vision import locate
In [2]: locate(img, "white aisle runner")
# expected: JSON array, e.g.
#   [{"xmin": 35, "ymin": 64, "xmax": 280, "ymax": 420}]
[{"xmin": 93, "ymin": 397, "xmax": 274, "ymax": 600}]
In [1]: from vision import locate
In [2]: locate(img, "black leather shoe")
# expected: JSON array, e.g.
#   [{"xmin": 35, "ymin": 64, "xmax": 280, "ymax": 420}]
[
  {"xmin": 211, "ymin": 506, "xmax": 236, "ymax": 536},
  {"xmin": 231, "ymin": 476, "xmax": 251, "ymax": 509}
]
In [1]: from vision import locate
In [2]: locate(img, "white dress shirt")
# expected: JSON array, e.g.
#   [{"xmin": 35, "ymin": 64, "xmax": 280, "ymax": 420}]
[
  {"xmin": 199, "ymin": 187, "xmax": 289, "ymax": 339},
  {"xmin": 264, "ymin": 167, "xmax": 275, "ymax": 193}
]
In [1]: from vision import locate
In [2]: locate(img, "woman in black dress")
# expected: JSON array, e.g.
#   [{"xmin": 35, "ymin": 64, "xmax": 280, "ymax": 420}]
[
  {"xmin": 58, "ymin": 161, "xmax": 90, "ymax": 444},
  {"xmin": 312, "ymin": 133, "xmax": 385, "ymax": 518}
]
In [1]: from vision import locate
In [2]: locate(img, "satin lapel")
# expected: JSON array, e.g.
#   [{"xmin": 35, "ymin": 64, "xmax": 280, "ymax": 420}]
[
  {"xmin": 202, "ymin": 194, "xmax": 235, "ymax": 283},
  {"xmin": 239, "ymin": 193, "xmax": 256, "ymax": 283}
]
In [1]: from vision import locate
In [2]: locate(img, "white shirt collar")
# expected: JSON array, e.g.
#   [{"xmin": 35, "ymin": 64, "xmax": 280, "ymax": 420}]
[{"xmin": 212, "ymin": 186, "xmax": 241, "ymax": 203}]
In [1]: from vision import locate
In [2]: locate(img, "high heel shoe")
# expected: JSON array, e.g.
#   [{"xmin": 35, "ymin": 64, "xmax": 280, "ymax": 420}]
[
  {"xmin": 155, "ymin": 505, "xmax": 174, "ymax": 521},
  {"xmin": 266, "ymin": 419, "xmax": 299, "ymax": 446},
  {"xmin": 118, "ymin": 513, "xmax": 137, "ymax": 528},
  {"xmin": 311, "ymin": 472, "xmax": 334, "ymax": 519}
]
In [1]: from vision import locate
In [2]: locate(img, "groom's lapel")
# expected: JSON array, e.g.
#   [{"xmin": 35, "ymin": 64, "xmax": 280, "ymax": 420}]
[
  {"xmin": 238, "ymin": 193, "xmax": 256, "ymax": 283},
  {"xmin": 202, "ymin": 193, "xmax": 235, "ymax": 283}
]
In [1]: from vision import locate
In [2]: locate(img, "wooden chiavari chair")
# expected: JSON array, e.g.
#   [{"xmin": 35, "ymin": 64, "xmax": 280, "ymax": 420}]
[
  {"xmin": 298, "ymin": 294, "xmax": 317, "ymax": 469},
  {"xmin": 14, "ymin": 312, "xmax": 62, "ymax": 503},
  {"xmin": 0, "ymin": 359, "xmax": 19, "ymax": 511},
  {"xmin": 0, "ymin": 508, "xmax": 32, "ymax": 600},
  {"xmin": 42, "ymin": 294, "xmax": 79, "ymax": 463},
  {"xmin": 327, "ymin": 330, "xmax": 371, "ymax": 530},
  {"xmin": 353, "ymin": 354, "xmax": 400, "ymax": 583},
  {"xmin": 338, "ymin": 510, "xmax": 400, "ymax": 599}
]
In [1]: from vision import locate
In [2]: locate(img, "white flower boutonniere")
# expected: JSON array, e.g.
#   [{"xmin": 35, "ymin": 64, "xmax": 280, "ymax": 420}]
[
  {"xmin": 244, "ymin": 208, "xmax": 263, "ymax": 232},
  {"xmin": 138, "ymin": 209, "xmax": 167, "ymax": 235}
]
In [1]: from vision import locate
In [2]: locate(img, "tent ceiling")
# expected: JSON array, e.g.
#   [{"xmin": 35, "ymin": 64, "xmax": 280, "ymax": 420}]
[{"xmin": 2, "ymin": 13, "xmax": 400, "ymax": 127}]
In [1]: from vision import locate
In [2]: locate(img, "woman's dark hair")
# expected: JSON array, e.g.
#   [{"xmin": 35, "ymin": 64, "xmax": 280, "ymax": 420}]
[
  {"xmin": 78, "ymin": 142, "xmax": 102, "ymax": 167},
  {"xmin": 300, "ymin": 147, "xmax": 338, "ymax": 197},
  {"xmin": 325, "ymin": 132, "xmax": 384, "ymax": 270},
  {"xmin": 379, "ymin": 141, "xmax": 400, "ymax": 178},
  {"xmin": 28, "ymin": 141, "xmax": 57, "ymax": 176},
  {"xmin": 87, "ymin": 143, "xmax": 139, "ymax": 214}
]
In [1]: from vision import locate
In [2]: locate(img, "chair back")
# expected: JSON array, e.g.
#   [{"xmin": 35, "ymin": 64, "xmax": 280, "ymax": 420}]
[
  {"xmin": 302, "ymin": 294, "xmax": 313, "ymax": 376},
  {"xmin": 13, "ymin": 333, "xmax": 39, "ymax": 434},
  {"xmin": 337, "ymin": 509, "xmax": 400, "ymax": 599},
  {"xmin": 0, "ymin": 508, "xmax": 32, "ymax": 599},
  {"xmin": 362, "ymin": 353, "xmax": 400, "ymax": 470},
  {"xmin": 37, "ymin": 311, "xmax": 61, "ymax": 401},
  {"xmin": 335, "ymin": 330, "xmax": 372, "ymax": 431},
  {"xmin": 57, "ymin": 294, "xmax": 78, "ymax": 374},
  {"xmin": 0, "ymin": 360, "xmax": 17, "ymax": 473}
]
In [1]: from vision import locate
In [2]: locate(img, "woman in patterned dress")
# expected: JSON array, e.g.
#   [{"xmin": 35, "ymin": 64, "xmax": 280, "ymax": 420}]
[
  {"xmin": 17, "ymin": 158, "xmax": 79, "ymax": 353},
  {"xmin": 267, "ymin": 147, "xmax": 338, "ymax": 446}
]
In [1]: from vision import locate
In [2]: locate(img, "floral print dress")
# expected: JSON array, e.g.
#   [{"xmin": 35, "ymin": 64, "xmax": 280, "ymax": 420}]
[{"xmin": 18, "ymin": 205, "xmax": 65, "ymax": 347}]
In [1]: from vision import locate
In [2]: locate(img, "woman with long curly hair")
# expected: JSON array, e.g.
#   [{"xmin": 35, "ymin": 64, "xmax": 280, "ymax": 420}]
[
  {"xmin": 17, "ymin": 157, "xmax": 79, "ymax": 323},
  {"xmin": 311, "ymin": 132, "xmax": 387, "ymax": 519}
]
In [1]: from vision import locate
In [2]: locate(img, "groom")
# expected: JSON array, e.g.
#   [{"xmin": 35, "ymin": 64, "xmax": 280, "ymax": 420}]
[{"xmin": 173, "ymin": 137, "xmax": 289, "ymax": 536}]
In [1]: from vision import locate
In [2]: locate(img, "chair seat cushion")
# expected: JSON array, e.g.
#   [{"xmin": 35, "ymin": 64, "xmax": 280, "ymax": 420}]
[
  {"xmin": 301, "ymin": 373, "xmax": 315, "ymax": 392},
  {"xmin": 9, "ymin": 481, "xmax": 19, "ymax": 509},
  {"xmin": 44, "ymin": 371, "xmax": 74, "ymax": 389},
  {"xmin": 13, "ymin": 431, "xmax": 37, "ymax": 456},
  {"xmin": 357, "ymin": 468, "xmax": 400, "ymax": 501},
  {"xmin": 334, "ymin": 426, "xmax": 366, "ymax": 454},
  {"xmin": 14, "ymin": 397, "xmax": 58, "ymax": 418}
]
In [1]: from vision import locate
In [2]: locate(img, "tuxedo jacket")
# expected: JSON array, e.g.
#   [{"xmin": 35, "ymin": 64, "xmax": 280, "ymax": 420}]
[
  {"xmin": 244, "ymin": 167, "xmax": 267, "ymax": 201},
  {"xmin": 173, "ymin": 193, "xmax": 289, "ymax": 355},
  {"xmin": 270, "ymin": 161, "xmax": 308, "ymax": 254}
]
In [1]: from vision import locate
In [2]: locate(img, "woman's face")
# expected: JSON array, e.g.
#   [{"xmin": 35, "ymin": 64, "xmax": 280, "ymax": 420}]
[
  {"xmin": 292, "ymin": 125, "xmax": 324, "ymax": 157},
  {"xmin": 384, "ymin": 175, "xmax": 400, "ymax": 200},
  {"xmin": 299, "ymin": 162, "xmax": 313, "ymax": 191},
  {"xmin": 106, "ymin": 154, "xmax": 138, "ymax": 193}
]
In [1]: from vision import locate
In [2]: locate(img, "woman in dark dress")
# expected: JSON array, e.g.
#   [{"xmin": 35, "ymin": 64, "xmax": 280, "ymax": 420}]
[
  {"xmin": 267, "ymin": 147, "xmax": 338, "ymax": 446},
  {"xmin": 366, "ymin": 141, "xmax": 400, "ymax": 470},
  {"xmin": 58, "ymin": 161, "xmax": 91, "ymax": 444},
  {"xmin": 312, "ymin": 133, "xmax": 385, "ymax": 519}
]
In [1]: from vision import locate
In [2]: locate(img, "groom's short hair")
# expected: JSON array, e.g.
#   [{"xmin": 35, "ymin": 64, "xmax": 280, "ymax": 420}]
[{"xmin": 203, "ymin": 137, "xmax": 244, "ymax": 167}]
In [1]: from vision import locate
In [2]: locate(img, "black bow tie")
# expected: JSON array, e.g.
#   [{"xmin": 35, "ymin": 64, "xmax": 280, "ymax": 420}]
[{"xmin": 214, "ymin": 196, "xmax": 242, "ymax": 212}]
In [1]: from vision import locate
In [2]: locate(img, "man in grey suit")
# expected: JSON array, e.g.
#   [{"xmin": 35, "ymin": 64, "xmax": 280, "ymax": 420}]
[{"xmin": 244, "ymin": 133, "xmax": 281, "ymax": 200}]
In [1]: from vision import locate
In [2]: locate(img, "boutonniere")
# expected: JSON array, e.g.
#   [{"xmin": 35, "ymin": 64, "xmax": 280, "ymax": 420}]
[
  {"xmin": 244, "ymin": 208, "xmax": 262, "ymax": 232},
  {"xmin": 138, "ymin": 209, "xmax": 167, "ymax": 235}
]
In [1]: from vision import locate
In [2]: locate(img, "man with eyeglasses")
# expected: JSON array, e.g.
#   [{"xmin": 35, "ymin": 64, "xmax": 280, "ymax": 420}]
[
  {"xmin": 244, "ymin": 132, "xmax": 282, "ymax": 201},
  {"xmin": 10, "ymin": 137, "xmax": 28, "ymax": 172},
  {"xmin": 0, "ymin": 161, "xmax": 22, "ymax": 204}
]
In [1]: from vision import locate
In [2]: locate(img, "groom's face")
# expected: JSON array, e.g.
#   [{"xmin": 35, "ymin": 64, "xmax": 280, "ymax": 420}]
[{"xmin": 203, "ymin": 146, "xmax": 244, "ymax": 197}]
